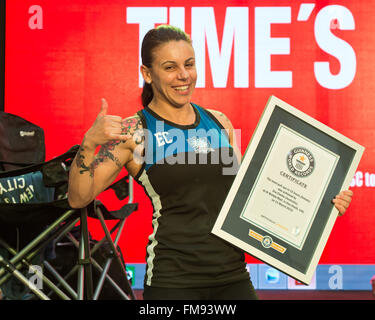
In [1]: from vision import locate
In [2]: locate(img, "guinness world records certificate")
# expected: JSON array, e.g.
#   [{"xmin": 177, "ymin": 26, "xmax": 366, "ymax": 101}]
[{"xmin": 212, "ymin": 96, "xmax": 365, "ymax": 284}]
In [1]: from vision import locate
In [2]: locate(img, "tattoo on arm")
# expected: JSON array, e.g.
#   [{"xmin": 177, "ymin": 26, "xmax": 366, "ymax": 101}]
[
  {"xmin": 75, "ymin": 140, "xmax": 93, "ymax": 176},
  {"xmin": 75, "ymin": 139, "xmax": 122, "ymax": 177},
  {"xmin": 92, "ymin": 140, "xmax": 123, "ymax": 172},
  {"xmin": 121, "ymin": 117, "xmax": 144, "ymax": 145},
  {"xmin": 75, "ymin": 116, "xmax": 143, "ymax": 177}
]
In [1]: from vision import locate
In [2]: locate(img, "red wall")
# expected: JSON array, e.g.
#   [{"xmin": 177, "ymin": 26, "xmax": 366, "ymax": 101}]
[{"xmin": 5, "ymin": 0, "xmax": 375, "ymax": 264}]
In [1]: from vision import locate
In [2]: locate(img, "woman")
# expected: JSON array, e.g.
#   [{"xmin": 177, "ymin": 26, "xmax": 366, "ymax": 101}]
[{"xmin": 68, "ymin": 25, "xmax": 353, "ymax": 300}]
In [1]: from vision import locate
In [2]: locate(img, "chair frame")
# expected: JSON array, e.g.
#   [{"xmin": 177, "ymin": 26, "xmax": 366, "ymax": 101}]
[{"xmin": 0, "ymin": 176, "xmax": 137, "ymax": 300}]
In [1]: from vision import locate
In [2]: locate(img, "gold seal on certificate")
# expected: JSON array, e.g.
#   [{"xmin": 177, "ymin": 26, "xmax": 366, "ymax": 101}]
[{"xmin": 212, "ymin": 96, "xmax": 364, "ymax": 284}]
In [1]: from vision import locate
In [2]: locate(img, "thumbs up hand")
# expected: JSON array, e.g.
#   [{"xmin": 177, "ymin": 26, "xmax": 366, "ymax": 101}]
[
  {"xmin": 84, "ymin": 98, "xmax": 130, "ymax": 149},
  {"xmin": 98, "ymin": 97, "xmax": 109, "ymax": 117}
]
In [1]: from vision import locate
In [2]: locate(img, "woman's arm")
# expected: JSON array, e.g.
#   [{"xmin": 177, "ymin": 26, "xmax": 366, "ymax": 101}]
[
  {"xmin": 68, "ymin": 99, "xmax": 137, "ymax": 208},
  {"xmin": 207, "ymin": 109, "xmax": 242, "ymax": 163}
]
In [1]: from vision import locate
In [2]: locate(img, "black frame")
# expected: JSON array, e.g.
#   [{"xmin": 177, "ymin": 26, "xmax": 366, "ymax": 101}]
[
  {"xmin": 221, "ymin": 107, "xmax": 353, "ymax": 271},
  {"xmin": 212, "ymin": 95, "xmax": 364, "ymax": 284}
]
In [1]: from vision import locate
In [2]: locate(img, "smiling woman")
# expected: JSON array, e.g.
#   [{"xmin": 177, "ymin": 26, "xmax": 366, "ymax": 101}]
[
  {"xmin": 68, "ymin": 24, "xmax": 256, "ymax": 300},
  {"xmin": 67, "ymin": 24, "xmax": 352, "ymax": 301},
  {"xmin": 140, "ymin": 26, "xmax": 197, "ymax": 120},
  {"xmin": 140, "ymin": 40, "xmax": 197, "ymax": 116}
]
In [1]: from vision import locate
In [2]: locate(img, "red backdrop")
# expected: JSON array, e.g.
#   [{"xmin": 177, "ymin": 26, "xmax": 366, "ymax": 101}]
[{"xmin": 4, "ymin": 0, "xmax": 375, "ymax": 264}]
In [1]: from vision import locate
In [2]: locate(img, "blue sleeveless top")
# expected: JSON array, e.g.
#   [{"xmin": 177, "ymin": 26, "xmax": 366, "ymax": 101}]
[
  {"xmin": 135, "ymin": 103, "xmax": 248, "ymax": 288},
  {"xmin": 139, "ymin": 103, "xmax": 232, "ymax": 172}
]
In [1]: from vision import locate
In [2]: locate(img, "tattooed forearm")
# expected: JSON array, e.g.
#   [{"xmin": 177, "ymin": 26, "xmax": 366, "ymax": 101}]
[
  {"xmin": 75, "ymin": 139, "xmax": 94, "ymax": 176},
  {"xmin": 75, "ymin": 116, "xmax": 143, "ymax": 177},
  {"xmin": 92, "ymin": 140, "xmax": 123, "ymax": 171},
  {"xmin": 75, "ymin": 139, "xmax": 122, "ymax": 177}
]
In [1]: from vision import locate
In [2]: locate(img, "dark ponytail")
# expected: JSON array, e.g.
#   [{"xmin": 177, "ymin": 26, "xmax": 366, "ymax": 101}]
[
  {"xmin": 141, "ymin": 82, "xmax": 154, "ymax": 108},
  {"xmin": 140, "ymin": 25, "xmax": 192, "ymax": 108}
]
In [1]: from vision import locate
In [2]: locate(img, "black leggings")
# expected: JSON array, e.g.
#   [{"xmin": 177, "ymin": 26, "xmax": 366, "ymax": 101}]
[{"xmin": 143, "ymin": 278, "xmax": 258, "ymax": 300}]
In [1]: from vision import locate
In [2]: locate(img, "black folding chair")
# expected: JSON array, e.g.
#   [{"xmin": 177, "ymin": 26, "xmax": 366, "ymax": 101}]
[
  {"xmin": 0, "ymin": 147, "xmax": 138, "ymax": 300},
  {"xmin": 42, "ymin": 176, "xmax": 138, "ymax": 300},
  {"xmin": 0, "ymin": 112, "xmax": 138, "ymax": 300},
  {"xmin": 0, "ymin": 145, "xmax": 81, "ymax": 300}
]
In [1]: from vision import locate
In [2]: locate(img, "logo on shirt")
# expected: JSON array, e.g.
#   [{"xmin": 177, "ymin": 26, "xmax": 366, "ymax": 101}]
[
  {"xmin": 154, "ymin": 131, "xmax": 172, "ymax": 147},
  {"xmin": 187, "ymin": 136, "xmax": 214, "ymax": 154}
]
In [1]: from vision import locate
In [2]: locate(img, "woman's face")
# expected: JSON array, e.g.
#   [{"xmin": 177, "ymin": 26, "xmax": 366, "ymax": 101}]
[{"xmin": 144, "ymin": 40, "xmax": 197, "ymax": 109}]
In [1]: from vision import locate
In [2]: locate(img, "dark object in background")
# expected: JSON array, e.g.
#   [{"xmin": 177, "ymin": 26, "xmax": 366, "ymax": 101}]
[
  {"xmin": 0, "ymin": 111, "xmax": 45, "ymax": 171},
  {"xmin": 45, "ymin": 227, "xmax": 132, "ymax": 300}
]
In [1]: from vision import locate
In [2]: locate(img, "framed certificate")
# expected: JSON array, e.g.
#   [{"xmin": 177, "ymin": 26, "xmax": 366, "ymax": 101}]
[{"xmin": 212, "ymin": 95, "xmax": 365, "ymax": 284}]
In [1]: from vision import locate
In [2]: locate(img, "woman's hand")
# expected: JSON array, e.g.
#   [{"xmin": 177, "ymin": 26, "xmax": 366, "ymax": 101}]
[
  {"xmin": 84, "ymin": 98, "xmax": 130, "ymax": 149},
  {"xmin": 332, "ymin": 190, "xmax": 353, "ymax": 216}
]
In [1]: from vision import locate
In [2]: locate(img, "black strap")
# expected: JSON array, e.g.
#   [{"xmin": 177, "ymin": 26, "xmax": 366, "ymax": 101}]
[{"xmin": 0, "ymin": 145, "xmax": 79, "ymax": 178}]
